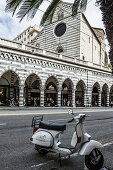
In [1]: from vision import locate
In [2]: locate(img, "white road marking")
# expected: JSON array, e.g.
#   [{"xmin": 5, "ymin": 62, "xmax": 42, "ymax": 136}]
[
  {"xmin": 31, "ymin": 162, "xmax": 47, "ymax": 168},
  {"xmin": 0, "ymin": 123, "xmax": 6, "ymax": 126},
  {"xmin": 31, "ymin": 160, "xmax": 54, "ymax": 168},
  {"xmin": 103, "ymin": 141, "xmax": 113, "ymax": 147}
]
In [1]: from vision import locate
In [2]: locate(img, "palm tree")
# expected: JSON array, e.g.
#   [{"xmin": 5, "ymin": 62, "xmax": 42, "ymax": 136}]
[
  {"xmin": 5, "ymin": 0, "xmax": 87, "ymax": 25},
  {"xmin": 5, "ymin": 0, "xmax": 113, "ymax": 70}
]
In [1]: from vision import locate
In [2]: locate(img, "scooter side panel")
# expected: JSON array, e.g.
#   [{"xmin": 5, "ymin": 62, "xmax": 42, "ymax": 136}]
[
  {"xmin": 32, "ymin": 130, "xmax": 54, "ymax": 147},
  {"xmin": 79, "ymin": 140, "xmax": 103, "ymax": 155}
]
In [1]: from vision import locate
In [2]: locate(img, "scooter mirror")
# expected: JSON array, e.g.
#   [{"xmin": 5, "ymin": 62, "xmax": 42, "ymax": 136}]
[{"xmin": 68, "ymin": 109, "xmax": 73, "ymax": 114}]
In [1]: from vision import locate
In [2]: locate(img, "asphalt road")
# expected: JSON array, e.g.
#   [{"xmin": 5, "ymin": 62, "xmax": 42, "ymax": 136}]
[{"xmin": 0, "ymin": 108, "xmax": 113, "ymax": 170}]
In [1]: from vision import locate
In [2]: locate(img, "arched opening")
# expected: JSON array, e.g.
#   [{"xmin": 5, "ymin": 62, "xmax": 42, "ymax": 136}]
[
  {"xmin": 24, "ymin": 74, "xmax": 41, "ymax": 106},
  {"xmin": 101, "ymin": 84, "xmax": 108, "ymax": 106},
  {"xmin": 56, "ymin": 46, "xmax": 64, "ymax": 53},
  {"xmin": 0, "ymin": 70, "xmax": 19, "ymax": 106},
  {"xmin": 44, "ymin": 77, "xmax": 58, "ymax": 107},
  {"xmin": 75, "ymin": 81, "xmax": 85, "ymax": 107},
  {"xmin": 61, "ymin": 79, "xmax": 73, "ymax": 107},
  {"xmin": 92, "ymin": 85, "xmax": 99, "ymax": 106},
  {"xmin": 110, "ymin": 85, "xmax": 113, "ymax": 106}
]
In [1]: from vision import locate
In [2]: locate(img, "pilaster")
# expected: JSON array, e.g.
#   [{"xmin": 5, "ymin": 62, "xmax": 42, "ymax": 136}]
[
  {"xmin": 19, "ymin": 85, "xmax": 24, "ymax": 107},
  {"xmin": 98, "ymin": 91, "xmax": 101, "ymax": 107},
  {"xmin": 40, "ymin": 87, "xmax": 44, "ymax": 107},
  {"xmin": 58, "ymin": 88, "xmax": 62, "ymax": 107}
]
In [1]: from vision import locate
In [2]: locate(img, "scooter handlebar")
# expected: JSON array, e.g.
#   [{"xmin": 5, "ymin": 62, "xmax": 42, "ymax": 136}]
[{"xmin": 68, "ymin": 118, "xmax": 74, "ymax": 123}]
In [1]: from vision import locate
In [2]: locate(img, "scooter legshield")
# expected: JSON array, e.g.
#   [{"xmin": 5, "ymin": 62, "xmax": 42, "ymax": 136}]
[
  {"xmin": 32, "ymin": 130, "xmax": 54, "ymax": 147},
  {"xmin": 79, "ymin": 140, "xmax": 103, "ymax": 155}
]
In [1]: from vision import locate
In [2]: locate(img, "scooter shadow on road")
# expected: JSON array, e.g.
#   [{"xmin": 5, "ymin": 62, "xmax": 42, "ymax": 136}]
[{"xmin": 34, "ymin": 151, "xmax": 85, "ymax": 170}]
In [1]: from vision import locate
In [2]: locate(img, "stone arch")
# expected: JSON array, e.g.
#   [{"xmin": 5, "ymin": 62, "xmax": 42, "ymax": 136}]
[
  {"xmin": 24, "ymin": 73, "xmax": 42, "ymax": 106},
  {"xmin": 101, "ymin": 83, "xmax": 109, "ymax": 106},
  {"xmin": 61, "ymin": 78, "xmax": 74, "ymax": 106},
  {"xmin": 0, "ymin": 68, "xmax": 20, "ymax": 82},
  {"xmin": 44, "ymin": 76, "xmax": 59, "ymax": 107},
  {"xmin": 75, "ymin": 80, "xmax": 86, "ymax": 107},
  {"xmin": 92, "ymin": 82, "xmax": 101, "ymax": 106},
  {"xmin": 0, "ymin": 70, "xmax": 20, "ymax": 106}
]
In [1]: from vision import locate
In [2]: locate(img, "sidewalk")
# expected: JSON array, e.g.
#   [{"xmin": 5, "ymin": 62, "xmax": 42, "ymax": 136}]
[{"xmin": 0, "ymin": 105, "xmax": 112, "ymax": 111}]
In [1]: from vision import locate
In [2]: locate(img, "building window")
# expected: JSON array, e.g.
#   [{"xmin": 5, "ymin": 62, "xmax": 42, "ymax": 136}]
[
  {"xmin": 58, "ymin": 11, "xmax": 64, "ymax": 21},
  {"xmin": 56, "ymin": 46, "xmax": 64, "ymax": 53},
  {"xmin": 104, "ymin": 53, "xmax": 108, "ymax": 66},
  {"xmin": 89, "ymin": 37, "xmax": 90, "ymax": 43},
  {"xmin": 55, "ymin": 23, "xmax": 66, "ymax": 37},
  {"xmin": 83, "ymin": 56, "xmax": 85, "ymax": 60}
]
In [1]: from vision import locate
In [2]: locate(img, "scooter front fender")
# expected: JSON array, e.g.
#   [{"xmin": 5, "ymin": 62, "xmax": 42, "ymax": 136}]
[{"xmin": 79, "ymin": 140, "xmax": 103, "ymax": 155}]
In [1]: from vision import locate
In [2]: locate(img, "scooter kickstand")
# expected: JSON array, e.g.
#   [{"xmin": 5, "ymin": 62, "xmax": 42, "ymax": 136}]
[{"xmin": 58, "ymin": 153, "xmax": 62, "ymax": 167}]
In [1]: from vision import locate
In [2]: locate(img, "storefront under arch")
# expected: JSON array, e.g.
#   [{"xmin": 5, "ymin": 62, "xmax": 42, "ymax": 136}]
[
  {"xmin": 44, "ymin": 77, "xmax": 58, "ymax": 107},
  {"xmin": 75, "ymin": 80, "xmax": 85, "ymax": 107},
  {"xmin": 61, "ymin": 78, "xmax": 73, "ymax": 107},
  {"xmin": 101, "ymin": 84, "xmax": 108, "ymax": 106},
  {"xmin": 92, "ymin": 83, "xmax": 100, "ymax": 106},
  {"xmin": 24, "ymin": 74, "xmax": 41, "ymax": 106},
  {"xmin": 0, "ymin": 70, "xmax": 19, "ymax": 106}
]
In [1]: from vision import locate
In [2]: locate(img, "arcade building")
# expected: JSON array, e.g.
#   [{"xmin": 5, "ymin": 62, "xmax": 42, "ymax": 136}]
[{"xmin": 0, "ymin": 1, "xmax": 113, "ymax": 107}]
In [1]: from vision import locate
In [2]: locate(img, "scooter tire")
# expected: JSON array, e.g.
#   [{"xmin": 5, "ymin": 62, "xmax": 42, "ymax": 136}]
[
  {"xmin": 35, "ymin": 145, "xmax": 48, "ymax": 155},
  {"xmin": 85, "ymin": 148, "xmax": 104, "ymax": 170}
]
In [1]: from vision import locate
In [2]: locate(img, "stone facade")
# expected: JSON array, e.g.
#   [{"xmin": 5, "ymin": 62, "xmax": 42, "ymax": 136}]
[{"xmin": 0, "ymin": 1, "xmax": 113, "ymax": 107}]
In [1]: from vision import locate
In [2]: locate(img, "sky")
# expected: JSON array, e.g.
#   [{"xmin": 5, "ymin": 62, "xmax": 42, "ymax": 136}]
[{"xmin": 0, "ymin": 0, "xmax": 104, "ymax": 40}]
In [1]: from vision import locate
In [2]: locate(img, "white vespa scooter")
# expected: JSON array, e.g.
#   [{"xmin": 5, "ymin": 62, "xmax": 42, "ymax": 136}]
[{"xmin": 30, "ymin": 111, "xmax": 104, "ymax": 170}]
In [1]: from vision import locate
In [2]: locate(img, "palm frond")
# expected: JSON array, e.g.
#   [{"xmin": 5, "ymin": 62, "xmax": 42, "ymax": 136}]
[
  {"xmin": 5, "ymin": 0, "xmax": 22, "ymax": 15},
  {"xmin": 80, "ymin": 0, "xmax": 88, "ymax": 13},
  {"xmin": 17, "ymin": 0, "xmax": 43, "ymax": 21},
  {"xmin": 72, "ymin": 0, "xmax": 81, "ymax": 16},
  {"xmin": 40, "ymin": 0, "xmax": 61, "ymax": 26}
]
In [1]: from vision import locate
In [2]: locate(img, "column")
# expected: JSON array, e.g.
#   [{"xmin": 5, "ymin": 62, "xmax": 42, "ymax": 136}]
[
  {"xmin": 57, "ymin": 88, "xmax": 61, "ymax": 107},
  {"xmin": 19, "ymin": 85, "xmax": 24, "ymax": 107},
  {"xmin": 86, "ymin": 89, "xmax": 92, "ymax": 107},
  {"xmin": 9, "ymin": 87, "xmax": 14, "ymax": 99},
  {"xmin": 40, "ymin": 87, "xmax": 44, "ymax": 107},
  {"xmin": 98, "ymin": 91, "xmax": 101, "ymax": 107},
  {"xmin": 84, "ymin": 90, "xmax": 87, "ymax": 107},
  {"xmin": 106, "ymin": 91, "xmax": 109, "ymax": 107},
  {"xmin": 72, "ymin": 89, "xmax": 75, "ymax": 107}
]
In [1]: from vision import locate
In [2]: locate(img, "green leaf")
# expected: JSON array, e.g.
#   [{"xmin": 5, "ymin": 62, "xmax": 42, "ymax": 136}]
[
  {"xmin": 80, "ymin": 0, "xmax": 87, "ymax": 13},
  {"xmin": 40, "ymin": 0, "xmax": 60, "ymax": 26},
  {"xmin": 17, "ymin": 0, "xmax": 44, "ymax": 21},
  {"xmin": 5, "ymin": 0, "xmax": 22, "ymax": 15},
  {"xmin": 72, "ymin": 0, "xmax": 81, "ymax": 16}
]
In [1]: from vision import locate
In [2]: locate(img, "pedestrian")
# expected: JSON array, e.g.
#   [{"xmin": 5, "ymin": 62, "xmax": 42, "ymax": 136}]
[
  {"xmin": 11, "ymin": 98, "xmax": 15, "ymax": 106},
  {"xmin": 111, "ymin": 101, "xmax": 113, "ymax": 107},
  {"xmin": 63, "ymin": 98, "xmax": 66, "ymax": 106},
  {"xmin": 9, "ymin": 98, "xmax": 12, "ymax": 107},
  {"xmin": 34, "ymin": 98, "xmax": 37, "ymax": 107},
  {"xmin": 23, "ymin": 98, "xmax": 26, "ymax": 106}
]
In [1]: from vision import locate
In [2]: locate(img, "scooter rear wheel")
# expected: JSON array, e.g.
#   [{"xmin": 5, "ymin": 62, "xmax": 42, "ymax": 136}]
[
  {"xmin": 85, "ymin": 148, "xmax": 104, "ymax": 170},
  {"xmin": 35, "ymin": 145, "xmax": 48, "ymax": 155}
]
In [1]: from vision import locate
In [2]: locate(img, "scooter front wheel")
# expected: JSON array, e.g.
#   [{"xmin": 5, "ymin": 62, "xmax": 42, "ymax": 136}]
[
  {"xmin": 35, "ymin": 145, "xmax": 49, "ymax": 155},
  {"xmin": 85, "ymin": 148, "xmax": 104, "ymax": 170}
]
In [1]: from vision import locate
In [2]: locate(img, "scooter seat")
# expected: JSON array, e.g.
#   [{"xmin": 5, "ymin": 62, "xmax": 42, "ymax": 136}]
[{"xmin": 39, "ymin": 121, "xmax": 66, "ymax": 131}]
